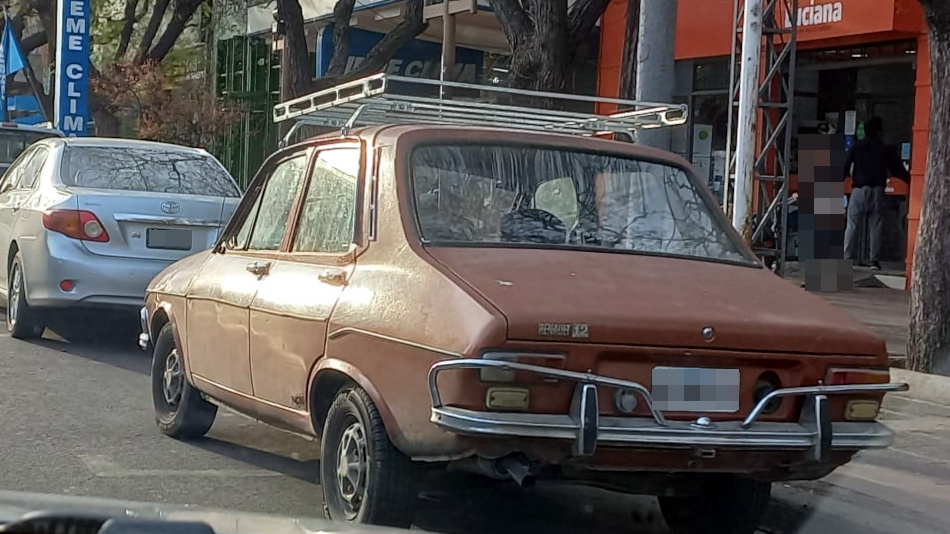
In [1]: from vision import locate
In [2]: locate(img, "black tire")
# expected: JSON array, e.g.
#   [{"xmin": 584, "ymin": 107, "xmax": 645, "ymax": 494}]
[
  {"xmin": 320, "ymin": 386, "xmax": 417, "ymax": 528},
  {"xmin": 6, "ymin": 252, "xmax": 44, "ymax": 339},
  {"xmin": 151, "ymin": 323, "xmax": 216, "ymax": 438},
  {"xmin": 658, "ymin": 476, "xmax": 771, "ymax": 534}
]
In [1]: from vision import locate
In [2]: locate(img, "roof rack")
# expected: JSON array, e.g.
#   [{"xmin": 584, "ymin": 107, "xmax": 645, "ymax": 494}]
[{"xmin": 273, "ymin": 73, "xmax": 688, "ymax": 146}]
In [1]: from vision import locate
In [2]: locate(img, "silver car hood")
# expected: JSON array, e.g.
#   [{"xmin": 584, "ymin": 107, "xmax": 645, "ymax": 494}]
[{"xmin": 0, "ymin": 491, "xmax": 401, "ymax": 534}]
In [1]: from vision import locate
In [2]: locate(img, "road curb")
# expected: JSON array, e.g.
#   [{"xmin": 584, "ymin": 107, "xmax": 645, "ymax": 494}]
[{"xmin": 890, "ymin": 368, "xmax": 950, "ymax": 406}]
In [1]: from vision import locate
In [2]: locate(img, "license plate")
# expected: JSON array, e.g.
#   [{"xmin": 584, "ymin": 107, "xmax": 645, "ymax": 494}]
[
  {"xmin": 146, "ymin": 228, "xmax": 192, "ymax": 250},
  {"xmin": 651, "ymin": 367, "xmax": 740, "ymax": 413}
]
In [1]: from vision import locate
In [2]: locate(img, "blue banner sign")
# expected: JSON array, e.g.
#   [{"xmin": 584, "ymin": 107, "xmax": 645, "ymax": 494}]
[
  {"xmin": 54, "ymin": 0, "xmax": 91, "ymax": 136},
  {"xmin": 315, "ymin": 25, "xmax": 484, "ymax": 84}
]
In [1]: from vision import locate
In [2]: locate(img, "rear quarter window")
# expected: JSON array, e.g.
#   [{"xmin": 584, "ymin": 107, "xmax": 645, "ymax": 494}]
[{"xmin": 61, "ymin": 146, "xmax": 240, "ymax": 198}]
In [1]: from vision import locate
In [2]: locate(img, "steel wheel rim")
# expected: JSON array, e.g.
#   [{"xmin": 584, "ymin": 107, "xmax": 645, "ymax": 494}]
[
  {"xmin": 162, "ymin": 349, "xmax": 184, "ymax": 406},
  {"xmin": 336, "ymin": 420, "xmax": 368, "ymax": 519},
  {"xmin": 9, "ymin": 262, "xmax": 20, "ymax": 325}
]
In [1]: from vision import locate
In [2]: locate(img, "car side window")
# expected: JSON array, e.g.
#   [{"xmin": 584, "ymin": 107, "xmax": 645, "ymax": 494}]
[
  {"xmin": 246, "ymin": 155, "xmax": 308, "ymax": 251},
  {"xmin": 230, "ymin": 186, "xmax": 263, "ymax": 251},
  {"xmin": 292, "ymin": 148, "xmax": 361, "ymax": 253},
  {"xmin": 19, "ymin": 147, "xmax": 48, "ymax": 189}
]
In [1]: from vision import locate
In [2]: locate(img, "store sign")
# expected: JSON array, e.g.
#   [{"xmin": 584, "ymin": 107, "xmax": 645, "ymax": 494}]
[
  {"xmin": 54, "ymin": 0, "xmax": 91, "ymax": 136},
  {"xmin": 316, "ymin": 25, "xmax": 484, "ymax": 83},
  {"xmin": 784, "ymin": 1, "xmax": 844, "ymax": 28}
]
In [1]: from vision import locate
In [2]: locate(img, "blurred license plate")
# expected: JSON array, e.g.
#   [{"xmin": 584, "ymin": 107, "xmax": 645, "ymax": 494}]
[
  {"xmin": 651, "ymin": 367, "xmax": 740, "ymax": 413},
  {"xmin": 146, "ymin": 228, "xmax": 192, "ymax": 250}
]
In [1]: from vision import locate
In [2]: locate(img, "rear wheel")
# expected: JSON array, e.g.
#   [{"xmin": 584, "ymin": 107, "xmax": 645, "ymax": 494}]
[
  {"xmin": 320, "ymin": 387, "xmax": 417, "ymax": 527},
  {"xmin": 151, "ymin": 323, "xmax": 216, "ymax": 438},
  {"xmin": 658, "ymin": 476, "xmax": 771, "ymax": 534},
  {"xmin": 7, "ymin": 253, "xmax": 44, "ymax": 339}
]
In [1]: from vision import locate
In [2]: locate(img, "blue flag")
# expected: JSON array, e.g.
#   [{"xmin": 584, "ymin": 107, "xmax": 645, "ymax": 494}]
[
  {"xmin": 0, "ymin": 16, "xmax": 27, "ymax": 121},
  {"xmin": 1, "ymin": 18, "xmax": 27, "ymax": 76}
]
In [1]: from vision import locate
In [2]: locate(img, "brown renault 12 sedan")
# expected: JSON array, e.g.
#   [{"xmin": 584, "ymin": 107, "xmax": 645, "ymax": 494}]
[{"xmin": 139, "ymin": 125, "xmax": 907, "ymax": 534}]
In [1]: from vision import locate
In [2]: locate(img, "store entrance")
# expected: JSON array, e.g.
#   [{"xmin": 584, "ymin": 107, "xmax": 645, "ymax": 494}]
[{"xmin": 793, "ymin": 41, "xmax": 916, "ymax": 268}]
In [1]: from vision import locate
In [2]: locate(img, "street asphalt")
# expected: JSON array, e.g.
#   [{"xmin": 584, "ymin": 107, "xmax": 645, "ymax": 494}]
[{"xmin": 1, "ymin": 313, "xmax": 949, "ymax": 534}]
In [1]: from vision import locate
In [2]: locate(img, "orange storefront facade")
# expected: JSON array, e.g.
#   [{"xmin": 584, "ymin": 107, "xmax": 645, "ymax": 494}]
[{"xmin": 598, "ymin": 0, "xmax": 929, "ymax": 286}]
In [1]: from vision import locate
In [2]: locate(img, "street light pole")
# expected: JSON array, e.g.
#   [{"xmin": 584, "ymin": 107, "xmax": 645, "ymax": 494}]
[{"xmin": 732, "ymin": 0, "xmax": 763, "ymax": 241}]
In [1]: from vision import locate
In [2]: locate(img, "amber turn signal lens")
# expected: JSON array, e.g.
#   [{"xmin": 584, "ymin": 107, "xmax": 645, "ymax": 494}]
[
  {"xmin": 846, "ymin": 400, "xmax": 881, "ymax": 421},
  {"xmin": 826, "ymin": 368, "xmax": 890, "ymax": 385},
  {"xmin": 486, "ymin": 387, "xmax": 529, "ymax": 411}
]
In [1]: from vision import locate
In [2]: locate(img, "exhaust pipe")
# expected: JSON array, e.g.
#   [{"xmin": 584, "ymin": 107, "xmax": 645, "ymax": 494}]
[{"xmin": 450, "ymin": 454, "xmax": 536, "ymax": 486}]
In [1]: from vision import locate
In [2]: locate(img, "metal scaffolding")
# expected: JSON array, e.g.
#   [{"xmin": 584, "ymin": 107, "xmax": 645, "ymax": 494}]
[{"xmin": 725, "ymin": 0, "xmax": 798, "ymax": 275}]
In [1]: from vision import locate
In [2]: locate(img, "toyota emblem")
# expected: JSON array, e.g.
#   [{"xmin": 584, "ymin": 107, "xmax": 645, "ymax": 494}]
[{"xmin": 161, "ymin": 201, "xmax": 181, "ymax": 215}]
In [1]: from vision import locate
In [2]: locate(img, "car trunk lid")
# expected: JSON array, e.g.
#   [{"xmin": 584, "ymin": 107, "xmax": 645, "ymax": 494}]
[
  {"xmin": 70, "ymin": 188, "xmax": 238, "ymax": 261},
  {"xmin": 425, "ymin": 247, "xmax": 884, "ymax": 356}
]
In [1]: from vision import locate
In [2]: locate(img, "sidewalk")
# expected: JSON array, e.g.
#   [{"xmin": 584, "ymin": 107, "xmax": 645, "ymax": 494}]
[{"xmin": 784, "ymin": 262, "xmax": 910, "ymax": 367}]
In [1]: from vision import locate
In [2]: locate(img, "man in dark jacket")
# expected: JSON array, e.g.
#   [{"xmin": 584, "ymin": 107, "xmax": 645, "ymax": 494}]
[{"xmin": 843, "ymin": 117, "xmax": 910, "ymax": 270}]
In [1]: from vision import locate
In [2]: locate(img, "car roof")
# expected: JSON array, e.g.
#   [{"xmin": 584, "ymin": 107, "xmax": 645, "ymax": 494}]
[{"xmin": 53, "ymin": 137, "xmax": 210, "ymax": 155}]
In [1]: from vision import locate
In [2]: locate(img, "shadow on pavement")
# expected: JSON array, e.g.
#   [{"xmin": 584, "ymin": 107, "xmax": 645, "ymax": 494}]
[
  {"xmin": 188, "ymin": 436, "xmax": 321, "ymax": 484},
  {"xmin": 413, "ymin": 480, "xmax": 667, "ymax": 534},
  {"xmin": 32, "ymin": 309, "xmax": 148, "ymax": 375}
]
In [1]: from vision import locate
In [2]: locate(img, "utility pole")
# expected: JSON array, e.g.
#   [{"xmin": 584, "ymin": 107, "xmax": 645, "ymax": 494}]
[
  {"xmin": 634, "ymin": 0, "xmax": 677, "ymax": 150},
  {"xmin": 423, "ymin": 0, "xmax": 475, "ymax": 98},
  {"xmin": 731, "ymin": 0, "xmax": 763, "ymax": 241}
]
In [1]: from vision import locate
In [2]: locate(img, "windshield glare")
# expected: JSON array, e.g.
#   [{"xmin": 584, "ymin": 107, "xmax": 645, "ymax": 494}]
[
  {"xmin": 411, "ymin": 144, "xmax": 749, "ymax": 263},
  {"xmin": 62, "ymin": 146, "xmax": 241, "ymax": 197}
]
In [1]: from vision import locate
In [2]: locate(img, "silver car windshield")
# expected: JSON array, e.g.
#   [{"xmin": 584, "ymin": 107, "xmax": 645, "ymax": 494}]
[
  {"xmin": 411, "ymin": 144, "xmax": 751, "ymax": 264},
  {"xmin": 62, "ymin": 146, "xmax": 241, "ymax": 198}
]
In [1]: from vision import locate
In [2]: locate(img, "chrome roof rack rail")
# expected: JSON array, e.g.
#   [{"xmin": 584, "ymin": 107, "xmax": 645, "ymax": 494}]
[{"xmin": 273, "ymin": 73, "xmax": 688, "ymax": 145}]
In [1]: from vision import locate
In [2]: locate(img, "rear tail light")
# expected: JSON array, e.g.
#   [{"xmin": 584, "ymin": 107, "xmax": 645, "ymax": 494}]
[
  {"xmin": 43, "ymin": 210, "xmax": 110, "ymax": 242},
  {"xmin": 826, "ymin": 368, "xmax": 890, "ymax": 385}
]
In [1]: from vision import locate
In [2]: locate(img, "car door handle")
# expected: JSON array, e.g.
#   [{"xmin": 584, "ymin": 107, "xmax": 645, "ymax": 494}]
[
  {"xmin": 11, "ymin": 203, "xmax": 20, "ymax": 213},
  {"xmin": 245, "ymin": 261, "xmax": 272, "ymax": 277},
  {"xmin": 318, "ymin": 270, "xmax": 347, "ymax": 286}
]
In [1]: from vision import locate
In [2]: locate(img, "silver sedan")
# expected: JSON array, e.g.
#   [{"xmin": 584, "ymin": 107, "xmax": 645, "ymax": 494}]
[{"xmin": 0, "ymin": 137, "xmax": 242, "ymax": 338}]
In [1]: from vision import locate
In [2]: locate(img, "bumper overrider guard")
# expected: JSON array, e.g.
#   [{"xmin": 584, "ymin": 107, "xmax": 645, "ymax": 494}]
[
  {"xmin": 428, "ymin": 359, "xmax": 909, "ymax": 461},
  {"xmin": 138, "ymin": 307, "xmax": 150, "ymax": 351}
]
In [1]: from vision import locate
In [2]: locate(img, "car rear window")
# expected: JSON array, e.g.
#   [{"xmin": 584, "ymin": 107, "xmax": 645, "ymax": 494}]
[
  {"xmin": 0, "ymin": 130, "xmax": 58, "ymax": 165},
  {"xmin": 61, "ymin": 146, "xmax": 241, "ymax": 198}
]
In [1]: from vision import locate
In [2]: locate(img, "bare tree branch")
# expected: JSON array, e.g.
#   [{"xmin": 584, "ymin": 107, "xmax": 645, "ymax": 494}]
[
  {"xmin": 327, "ymin": 0, "xmax": 357, "ymax": 76},
  {"xmin": 310, "ymin": 0, "xmax": 428, "ymax": 93},
  {"xmin": 135, "ymin": 0, "xmax": 172, "ymax": 63},
  {"xmin": 146, "ymin": 0, "xmax": 208, "ymax": 62},
  {"xmin": 116, "ymin": 0, "xmax": 141, "ymax": 61}
]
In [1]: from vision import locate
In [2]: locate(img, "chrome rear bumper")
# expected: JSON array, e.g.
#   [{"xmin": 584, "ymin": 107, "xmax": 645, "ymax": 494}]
[{"xmin": 428, "ymin": 359, "xmax": 909, "ymax": 459}]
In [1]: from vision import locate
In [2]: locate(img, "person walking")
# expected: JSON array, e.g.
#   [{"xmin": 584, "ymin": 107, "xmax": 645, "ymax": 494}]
[{"xmin": 843, "ymin": 117, "xmax": 910, "ymax": 270}]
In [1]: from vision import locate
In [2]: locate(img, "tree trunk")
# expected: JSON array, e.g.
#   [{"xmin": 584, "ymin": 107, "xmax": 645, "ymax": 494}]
[
  {"xmin": 908, "ymin": 0, "xmax": 950, "ymax": 375},
  {"xmin": 619, "ymin": 0, "xmax": 641, "ymax": 99},
  {"xmin": 327, "ymin": 0, "xmax": 357, "ymax": 76},
  {"xmin": 634, "ymin": 0, "xmax": 677, "ymax": 149},
  {"xmin": 135, "ymin": 0, "xmax": 172, "ymax": 64},
  {"xmin": 276, "ymin": 0, "xmax": 312, "ymax": 100}
]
